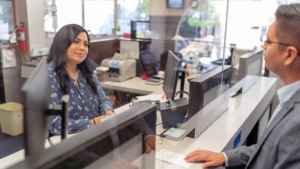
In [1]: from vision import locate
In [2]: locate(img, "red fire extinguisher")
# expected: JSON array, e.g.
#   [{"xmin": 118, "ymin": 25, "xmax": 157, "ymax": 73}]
[{"xmin": 16, "ymin": 22, "xmax": 26, "ymax": 52}]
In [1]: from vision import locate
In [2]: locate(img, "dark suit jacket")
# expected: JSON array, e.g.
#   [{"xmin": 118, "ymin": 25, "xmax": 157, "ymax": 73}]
[{"xmin": 224, "ymin": 88, "xmax": 300, "ymax": 169}]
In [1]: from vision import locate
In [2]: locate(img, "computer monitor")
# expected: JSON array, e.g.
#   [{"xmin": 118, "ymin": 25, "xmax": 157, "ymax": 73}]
[
  {"xmin": 9, "ymin": 103, "xmax": 156, "ymax": 169},
  {"xmin": 162, "ymin": 50, "xmax": 181, "ymax": 101},
  {"xmin": 21, "ymin": 57, "xmax": 51, "ymax": 157},
  {"xmin": 238, "ymin": 48, "xmax": 263, "ymax": 81},
  {"xmin": 188, "ymin": 65, "xmax": 232, "ymax": 119},
  {"xmin": 21, "ymin": 57, "xmax": 69, "ymax": 157}
]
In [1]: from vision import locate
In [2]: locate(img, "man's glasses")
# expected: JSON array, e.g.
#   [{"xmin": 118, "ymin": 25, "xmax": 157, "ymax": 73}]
[{"xmin": 260, "ymin": 34, "xmax": 300, "ymax": 56}]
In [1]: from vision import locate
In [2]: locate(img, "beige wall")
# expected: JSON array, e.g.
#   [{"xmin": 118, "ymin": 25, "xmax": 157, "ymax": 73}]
[
  {"xmin": 151, "ymin": 0, "xmax": 192, "ymax": 16},
  {"xmin": 15, "ymin": 0, "xmax": 46, "ymax": 62}
]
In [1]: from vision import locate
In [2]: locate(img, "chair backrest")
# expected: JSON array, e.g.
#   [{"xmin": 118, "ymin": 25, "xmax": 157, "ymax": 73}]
[
  {"xmin": 139, "ymin": 51, "xmax": 158, "ymax": 76},
  {"xmin": 160, "ymin": 51, "xmax": 183, "ymax": 71},
  {"xmin": 85, "ymin": 57, "xmax": 100, "ymax": 73}
]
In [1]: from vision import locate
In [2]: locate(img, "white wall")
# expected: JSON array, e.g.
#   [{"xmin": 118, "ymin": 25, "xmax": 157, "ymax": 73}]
[
  {"xmin": 225, "ymin": 1, "xmax": 277, "ymax": 50},
  {"xmin": 15, "ymin": 0, "xmax": 46, "ymax": 62}
]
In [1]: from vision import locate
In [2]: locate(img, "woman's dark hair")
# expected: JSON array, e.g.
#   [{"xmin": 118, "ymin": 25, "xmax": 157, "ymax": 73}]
[{"xmin": 47, "ymin": 24, "xmax": 98, "ymax": 95}]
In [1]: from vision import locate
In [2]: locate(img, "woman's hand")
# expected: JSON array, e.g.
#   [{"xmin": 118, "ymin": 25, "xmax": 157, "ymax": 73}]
[
  {"xmin": 90, "ymin": 115, "xmax": 109, "ymax": 126},
  {"xmin": 90, "ymin": 110, "xmax": 115, "ymax": 126},
  {"xmin": 104, "ymin": 110, "xmax": 115, "ymax": 116}
]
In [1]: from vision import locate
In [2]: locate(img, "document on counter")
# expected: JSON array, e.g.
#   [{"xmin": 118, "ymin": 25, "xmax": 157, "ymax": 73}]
[
  {"xmin": 136, "ymin": 94, "xmax": 167, "ymax": 103},
  {"xmin": 156, "ymin": 149, "xmax": 192, "ymax": 168}
]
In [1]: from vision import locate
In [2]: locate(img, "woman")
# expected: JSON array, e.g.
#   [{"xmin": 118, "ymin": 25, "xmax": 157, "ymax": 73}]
[
  {"xmin": 48, "ymin": 24, "xmax": 115, "ymax": 135},
  {"xmin": 47, "ymin": 24, "xmax": 155, "ymax": 156}
]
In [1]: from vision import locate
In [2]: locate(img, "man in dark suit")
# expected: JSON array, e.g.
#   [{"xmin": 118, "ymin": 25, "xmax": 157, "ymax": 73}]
[{"xmin": 184, "ymin": 4, "xmax": 300, "ymax": 169}]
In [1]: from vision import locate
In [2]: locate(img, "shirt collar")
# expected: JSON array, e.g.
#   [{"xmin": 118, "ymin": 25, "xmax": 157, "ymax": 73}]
[
  {"xmin": 77, "ymin": 70, "xmax": 84, "ymax": 81},
  {"xmin": 68, "ymin": 69, "xmax": 84, "ymax": 82},
  {"xmin": 277, "ymin": 80, "xmax": 300, "ymax": 103}
]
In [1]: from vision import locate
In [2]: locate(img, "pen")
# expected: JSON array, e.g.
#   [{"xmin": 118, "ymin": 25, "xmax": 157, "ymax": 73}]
[{"xmin": 162, "ymin": 93, "xmax": 166, "ymax": 100}]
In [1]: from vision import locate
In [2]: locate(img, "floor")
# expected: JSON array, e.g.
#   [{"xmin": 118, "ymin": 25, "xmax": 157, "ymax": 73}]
[{"xmin": 0, "ymin": 126, "xmax": 23, "ymax": 159}]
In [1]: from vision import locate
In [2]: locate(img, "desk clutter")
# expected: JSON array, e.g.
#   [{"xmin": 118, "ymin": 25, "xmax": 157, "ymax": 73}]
[
  {"xmin": 145, "ymin": 75, "xmax": 164, "ymax": 85},
  {"xmin": 98, "ymin": 59, "xmax": 136, "ymax": 82},
  {"xmin": 156, "ymin": 149, "xmax": 192, "ymax": 168},
  {"xmin": 136, "ymin": 94, "xmax": 167, "ymax": 103},
  {"xmin": 144, "ymin": 71, "xmax": 165, "ymax": 85},
  {"xmin": 129, "ymin": 100, "xmax": 152, "ymax": 108},
  {"xmin": 106, "ymin": 91, "xmax": 138, "ymax": 109},
  {"xmin": 96, "ymin": 49, "xmax": 165, "ymax": 85},
  {"xmin": 97, "ymin": 53, "xmax": 136, "ymax": 82},
  {"xmin": 95, "ymin": 67, "xmax": 109, "ymax": 82}
]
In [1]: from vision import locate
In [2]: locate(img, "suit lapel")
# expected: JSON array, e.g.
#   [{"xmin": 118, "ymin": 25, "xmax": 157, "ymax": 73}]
[{"xmin": 246, "ymin": 88, "xmax": 300, "ymax": 168}]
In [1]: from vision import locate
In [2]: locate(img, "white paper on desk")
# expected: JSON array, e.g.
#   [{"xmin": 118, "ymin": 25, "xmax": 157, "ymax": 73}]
[
  {"xmin": 156, "ymin": 149, "xmax": 192, "ymax": 168},
  {"xmin": 120, "ymin": 41, "xmax": 139, "ymax": 59},
  {"xmin": 136, "ymin": 94, "xmax": 167, "ymax": 102}
]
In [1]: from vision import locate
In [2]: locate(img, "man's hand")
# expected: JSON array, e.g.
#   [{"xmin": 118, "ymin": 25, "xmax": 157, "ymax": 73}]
[
  {"xmin": 105, "ymin": 110, "xmax": 115, "ymax": 116},
  {"xmin": 145, "ymin": 136, "xmax": 155, "ymax": 154},
  {"xmin": 184, "ymin": 150, "xmax": 225, "ymax": 169}
]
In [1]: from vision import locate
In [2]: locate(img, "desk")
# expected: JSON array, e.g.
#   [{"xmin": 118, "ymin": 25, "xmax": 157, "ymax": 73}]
[
  {"xmin": 129, "ymin": 76, "xmax": 277, "ymax": 169},
  {"xmin": 100, "ymin": 77, "xmax": 163, "ymax": 95},
  {"xmin": 0, "ymin": 76, "xmax": 277, "ymax": 169},
  {"xmin": 102, "ymin": 76, "xmax": 277, "ymax": 169}
]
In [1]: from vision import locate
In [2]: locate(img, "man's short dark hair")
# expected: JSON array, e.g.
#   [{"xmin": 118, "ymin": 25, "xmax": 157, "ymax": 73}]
[{"xmin": 275, "ymin": 4, "xmax": 300, "ymax": 51}]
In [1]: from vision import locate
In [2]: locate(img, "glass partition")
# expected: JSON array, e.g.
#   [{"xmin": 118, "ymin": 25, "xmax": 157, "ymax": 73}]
[
  {"xmin": 44, "ymin": 0, "xmax": 83, "ymax": 32},
  {"xmin": 118, "ymin": 0, "xmax": 150, "ymax": 35},
  {"xmin": 3, "ymin": 1, "xmax": 300, "ymax": 169},
  {"xmin": 152, "ymin": 0, "xmax": 230, "ymax": 168},
  {"xmin": 84, "ymin": 0, "xmax": 115, "ymax": 35}
]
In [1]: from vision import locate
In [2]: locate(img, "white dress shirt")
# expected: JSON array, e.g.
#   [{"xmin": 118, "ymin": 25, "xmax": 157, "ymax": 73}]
[{"xmin": 222, "ymin": 79, "xmax": 300, "ymax": 167}]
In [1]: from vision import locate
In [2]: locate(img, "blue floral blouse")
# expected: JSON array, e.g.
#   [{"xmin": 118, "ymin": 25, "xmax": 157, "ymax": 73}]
[{"xmin": 48, "ymin": 62, "xmax": 113, "ymax": 135}]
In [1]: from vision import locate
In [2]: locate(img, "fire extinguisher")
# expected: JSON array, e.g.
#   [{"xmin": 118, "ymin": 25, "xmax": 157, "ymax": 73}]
[{"xmin": 16, "ymin": 22, "xmax": 27, "ymax": 52}]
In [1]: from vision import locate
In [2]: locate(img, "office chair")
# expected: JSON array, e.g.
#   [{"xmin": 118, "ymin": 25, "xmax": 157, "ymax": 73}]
[
  {"xmin": 139, "ymin": 51, "xmax": 159, "ymax": 76},
  {"xmin": 85, "ymin": 57, "xmax": 100, "ymax": 73}
]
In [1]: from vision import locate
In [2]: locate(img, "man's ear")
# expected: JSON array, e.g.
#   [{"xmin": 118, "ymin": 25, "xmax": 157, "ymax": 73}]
[{"xmin": 284, "ymin": 46, "xmax": 298, "ymax": 66}]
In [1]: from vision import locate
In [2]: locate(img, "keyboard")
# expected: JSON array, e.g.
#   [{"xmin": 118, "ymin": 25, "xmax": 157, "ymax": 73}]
[{"xmin": 23, "ymin": 61, "xmax": 39, "ymax": 67}]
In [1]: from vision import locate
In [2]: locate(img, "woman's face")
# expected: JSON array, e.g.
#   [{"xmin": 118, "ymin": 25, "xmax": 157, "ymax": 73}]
[{"xmin": 66, "ymin": 32, "xmax": 89, "ymax": 65}]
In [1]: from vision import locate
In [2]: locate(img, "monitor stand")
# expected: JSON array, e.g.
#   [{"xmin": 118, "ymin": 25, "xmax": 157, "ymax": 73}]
[
  {"xmin": 160, "ymin": 97, "xmax": 188, "ymax": 129},
  {"xmin": 178, "ymin": 67, "xmax": 186, "ymax": 99},
  {"xmin": 46, "ymin": 95, "xmax": 69, "ymax": 140}
]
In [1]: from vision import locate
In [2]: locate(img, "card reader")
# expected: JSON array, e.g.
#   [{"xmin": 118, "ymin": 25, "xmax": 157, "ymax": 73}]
[{"xmin": 162, "ymin": 127, "xmax": 186, "ymax": 141}]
